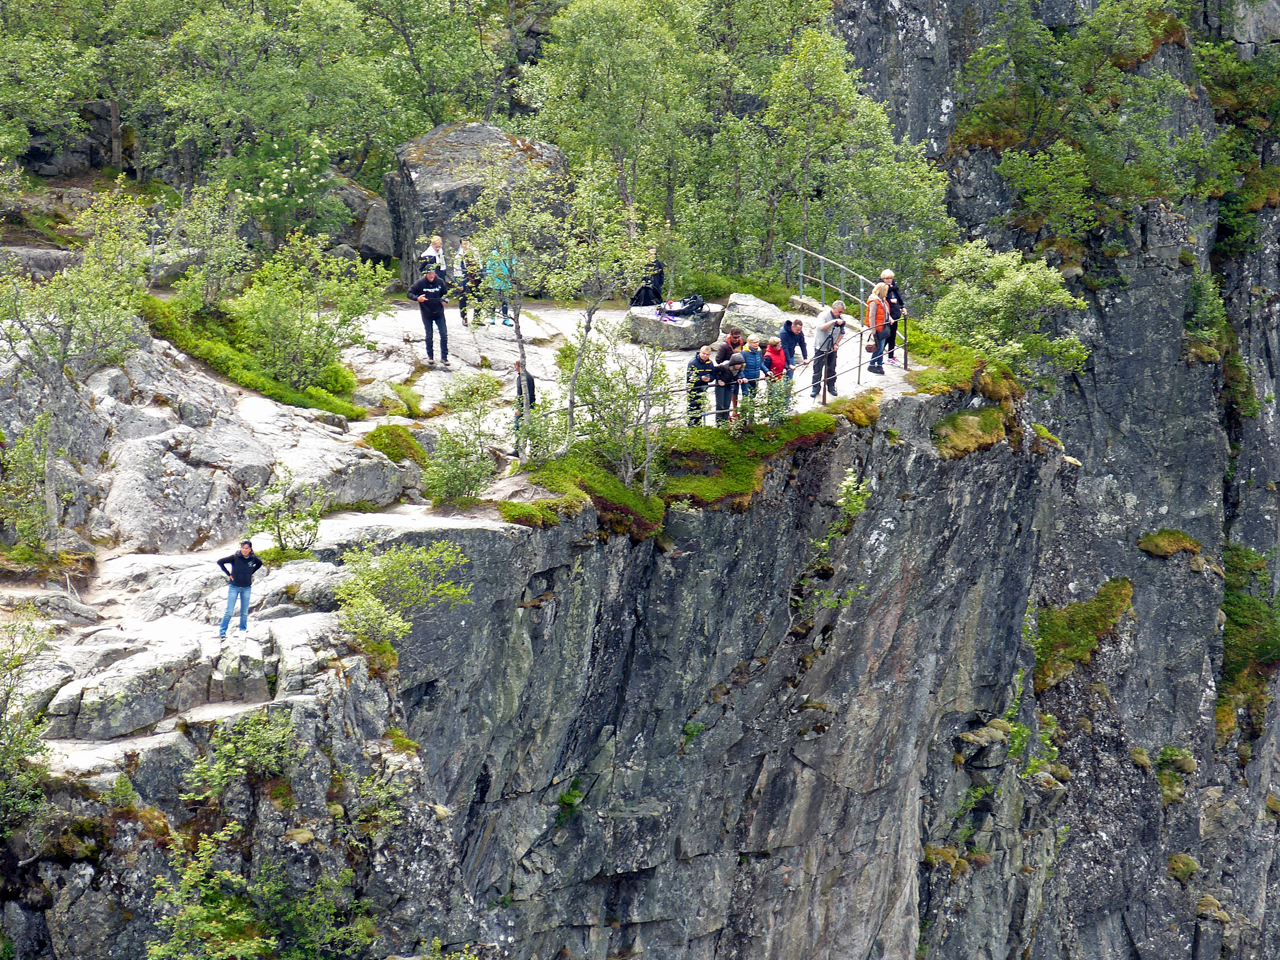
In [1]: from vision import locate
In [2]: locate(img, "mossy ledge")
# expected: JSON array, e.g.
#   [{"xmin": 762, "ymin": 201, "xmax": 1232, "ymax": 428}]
[
  {"xmin": 1136, "ymin": 529, "xmax": 1202, "ymax": 558},
  {"xmin": 361, "ymin": 424, "xmax": 430, "ymax": 468},
  {"xmin": 1034, "ymin": 578, "xmax": 1134, "ymax": 693},
  {"xmin": 933, "ymin": 406, "xmax": 1006, "ymax": 460},
  {"xmin": 1217, "ymin": 544, "xmax": 1280, "ymax": 745},
  {"xmin": 502, "ymin": 412, "xmax": 839, "ymax": 540}
]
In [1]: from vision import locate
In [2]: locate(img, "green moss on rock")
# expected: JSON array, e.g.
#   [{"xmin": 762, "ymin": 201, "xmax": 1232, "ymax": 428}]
[
  {"xmin": 933, "ymin": 407, "xmax": 1006, "ymax": 460},
  {"xmin": 364, "ymin": 424, "xmax": 429, "ymax": 468},
  {"xmin": 1137, "ymin": 529, "xmax": 1202, "ymax": 558},
  {"xmin": 1034, "ymin": 578, "xmax": 1133, "ymax": 693}
]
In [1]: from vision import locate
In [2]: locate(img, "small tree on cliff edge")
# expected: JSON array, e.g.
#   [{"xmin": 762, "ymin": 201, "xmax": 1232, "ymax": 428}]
[
  {"xmin": 462, "ymin": 152, "xmax": 568, "ymax": 461},
  {"xmin": 0, "ymin": 184, "xmax": 148, "ymax": 548}
]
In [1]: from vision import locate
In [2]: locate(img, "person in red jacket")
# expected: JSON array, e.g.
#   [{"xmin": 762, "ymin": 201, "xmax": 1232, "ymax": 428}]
[
  {"xmin": 866, "ymin": 282, "xmax": 890, "ymax": 374},
  {"xmin": 763, "ymin": 337, "xmax": 788, "ymax": 379}
]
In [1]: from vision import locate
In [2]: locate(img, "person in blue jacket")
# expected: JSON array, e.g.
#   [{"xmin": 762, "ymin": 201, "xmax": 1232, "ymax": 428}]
[
  {"xmin": 741, "ymin": 335, "xmax": 765, "ymax": 397},
  {"xmin": 778, "ymin": 318, "xmax": 808, "ymax": 379}
]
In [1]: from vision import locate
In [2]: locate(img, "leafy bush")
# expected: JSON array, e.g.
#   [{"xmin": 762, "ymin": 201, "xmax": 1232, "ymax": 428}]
[
  {"xmin": 183, "ymin": 711, "xmax": 303, "ymax": 802},
  {"xmin": 0, "ymin": 414, "xmax": 48, "ymax": 551},
  {"xmin": 926, "ymin": 242, "xmax": 1087, "ymax": 379},
  {"xmin": 313, "ymin": 363, "xmax": 357, "ymax": 397},
  {"xmin": 227, "ymin": 232, "xmax": 391, "ymax": 391},
  {"xmin": 0, "ymin": 612, "xmax": 49, "ymax": 838},
  {"xmin": 335, "ymin": 541, "xmax": 472, "ymax": 673},
  {"xmin": 246, "ymin": 467, "xmax": 326, "ymax": 553},
  {"xmin": 422, "ymin": 373, "xmax": 503, "ymax": 503},
  {"xmin": 255, "ymin": 546, "xmax": 315, "ymax": 566}
]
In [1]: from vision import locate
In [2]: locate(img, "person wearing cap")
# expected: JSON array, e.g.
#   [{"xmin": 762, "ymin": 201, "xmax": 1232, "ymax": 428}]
[
  {"xmin": 217, "ymin": 540, "xmax": 263, "ymax": 638},
  {"xmin": 811, "ymin": 300, "xmax": 847, "ymax": 399},
  {"xmin": 881, "ymin": 269, "xmax": 906, "ymax": 366}
]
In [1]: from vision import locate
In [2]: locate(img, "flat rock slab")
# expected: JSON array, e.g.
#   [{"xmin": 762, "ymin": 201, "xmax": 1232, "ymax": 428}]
[
  {"xmin": 628, "ymin": 304, "xmax": 724, "ymax": 350},
  {"xmin": 723, "ymin": 293, "xmax": 785, "ymax": 334}
]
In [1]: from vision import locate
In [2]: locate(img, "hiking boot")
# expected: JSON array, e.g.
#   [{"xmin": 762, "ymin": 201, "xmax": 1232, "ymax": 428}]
[
  {"xmin": 502, "ymin": 318, "xmax": 514, "ymax": 327},
  {"xmin": 439, "ymin": 360, "xmax": 451, "ymax": 369}
]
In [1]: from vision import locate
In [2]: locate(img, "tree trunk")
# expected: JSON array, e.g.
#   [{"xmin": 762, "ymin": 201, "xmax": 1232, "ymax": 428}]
[
  {"xmin": 512, "ymin": 299, "xmax": 532, "ymax": 462},
  {"xmin": 561, "ymin": 305, "xmax": 597, "ymax": 455},
  {"xmin": 109, "ymin": 100, "xmax": 122, "ymax": 169}
]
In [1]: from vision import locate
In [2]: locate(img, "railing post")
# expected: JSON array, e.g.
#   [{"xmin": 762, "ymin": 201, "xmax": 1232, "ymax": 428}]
[
  {"xmin": 820, "ymin": 261, "xmax": 826, "ymax": 305},
  {"xmin": 857, "ymin": 329, "xmax": 863, "ymax": 385},
  {"xmin": 903, "ymin": 316, "xmax": 909, "ymax": 372},
  {"xmin": 800, "ymin": 249, "xmax": 805, "ymax": 299}
]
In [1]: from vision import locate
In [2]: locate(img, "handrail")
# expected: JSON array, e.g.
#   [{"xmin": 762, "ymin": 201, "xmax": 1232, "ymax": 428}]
[{"xmin": 785, "ymin": 241, "xmax": 879, "ymax": 289}]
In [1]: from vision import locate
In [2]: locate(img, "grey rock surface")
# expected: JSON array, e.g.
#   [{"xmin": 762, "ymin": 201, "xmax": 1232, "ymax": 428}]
[
  {"xmin": 384, "ymin": 122, "xmax": 568, "ymax": 285},
  {"xmin": 627, "ymin": 304, "xmax": 724, "ymax": 351}
]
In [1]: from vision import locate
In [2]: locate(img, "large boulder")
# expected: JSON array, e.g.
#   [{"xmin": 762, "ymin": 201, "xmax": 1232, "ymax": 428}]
[
  {"xmin": 360, "ymin": 199, "xmax": 394, "ymax": 262},
  {"xmin": 627, "ymin": 303, "xmax": 725, "ymax": 351},
  {"xmin": 384, "ymin": 122, "xmax": 567, "ymax": 284},
  {"xmin": 0, "ymin": 246, "xmax": 82, "ymax": 280},
  {"xmin": 722, "ymin": 292, "xmax": 786, "ymax": 336}
]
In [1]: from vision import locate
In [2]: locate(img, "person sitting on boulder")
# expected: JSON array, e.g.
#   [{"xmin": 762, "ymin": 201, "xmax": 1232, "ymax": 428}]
[
  {"xmin": 408, "ymin": 267, "xmax": 450, "ymax": 369},
  {"xmin": 217, "ymin": 540, "xmax": 263, "ymax": 638}
]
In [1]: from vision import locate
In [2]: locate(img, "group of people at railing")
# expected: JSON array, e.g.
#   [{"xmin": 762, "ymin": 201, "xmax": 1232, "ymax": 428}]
[{"xmin": 685, "ymin": 269, "xmax": 907, "ymax": 424}]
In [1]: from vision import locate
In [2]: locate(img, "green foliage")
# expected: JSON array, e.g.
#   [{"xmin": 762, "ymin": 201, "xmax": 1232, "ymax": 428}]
[
  {"xmin": 315, "ymin": 364, "xmax": 358, "ymax": 399},
  {"xmin": 183, "ymin": 712, "xmax": 303, "ymax": 802},
  {"xmin": 219, "ymin": 139, "xmax": 349, "ymax": 242},
  {"xmin": 495, "ymin": 500, "xmax": 563, "ymax": 529},
  {"xmin": 388, "ymin": 383, "xmax": 422, "ymax": 418},
  {"xmin": 246, "ymin": 467, "xmax": 326, "ymax": 553},
  {"xmin": 1137, "ymin": 529, "xmax": 1202, "ymax": 558},
  {"xmin": 957, "ymin": 0, "xmax": 1224, "ymax": 233},
  {"xmin": 528, "ymin": 449, "xmax": 663, "ymax": 539},
  {"xmin": 149, "ymin": 823, "xmax": 374, "ymax": 960},
  {"xmin": 334, "ymin": 541, "xmax": 471, "ymax": 673},
  {"xmin": 167, "ymin": 183, "xmax": 254, "ymax": 307},
  {"xmin": 0, "ymin": 414, "xmax": 49, "ymax": 551},
  {"xmin": 673, "ymin": 271, "xmax": 795, "ymax": 310},
  {"xmin": 680, "ymin": 721, "xmax": 706, "ymax": 750},
  {"xmin": 556, "ymin": 320, "xmax": 675, "ymax": 494},
  {"xmin": 1034, "ymin": 579, "xmax": 1133, "ymax": 693},
  {"xmin": 142, "ymin": 298, "xmax": 365, "ymax": 421},
  {"xmin": 925, "ymin": 242, "xmax": 1088, "ymax": 379},
  {"xmin": 1218, "ymin": 544, "xmax": 1280, "ymax": 742},
  {"xmin": 1031, "ymin": 423, "xmax": 1062, "ymax": 447},
  {"xmin": 104, "ymin": 775, "xmax": 141, "ymax": 811},
  {"xmin": 421, "ymin": 372, "xmax": 503, "ymax": 503},
  {"xmin": 384, "ymin": 727, "xmax": 419, "ymax": 755},
  {"xmin": 837, "ymin": 471, "xmax": 872, "ymax": 520},
  {"xmin": 422, "ymin": 938, "xmax": 485, "ymax": 960},
  {"xmin": 1167, "ymin": 852, "xmax": 1199, "ymax": 884},
  {"xmin": 933, "ymin": 407, "xmax": 1007, "ymax": 460},
  {"xmin": 227, "ymin": 232, "xmax": 391, "ymax": 391},
  {"xmin": 0, "ymin": 612, "xmax": 49, "ymax": 839},
  {"xmin": 555, "ymin": 778, "xmax": 585, "ymax": 825},
  {"xmin": 365, "ymin": 425, "xmax": 429, "ymax": 468},
  {"xmin": 255, "ymin": 546, "xmax": 316, "ymax": 566},
  {"xmin": 663, "ymin": 412, "xmax": 838, "ymax": 509}
]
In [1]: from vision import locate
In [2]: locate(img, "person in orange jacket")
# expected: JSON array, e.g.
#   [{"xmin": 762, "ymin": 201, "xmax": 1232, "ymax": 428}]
[{"xmin": 866, "ymin": 282, "xmax": 890, "ymax": 375}]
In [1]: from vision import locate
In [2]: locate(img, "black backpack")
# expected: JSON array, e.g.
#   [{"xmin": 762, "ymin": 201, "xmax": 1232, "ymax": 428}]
[{"xmin": 665, "ymin": 294, "xmax": 705, "ymax": 316}]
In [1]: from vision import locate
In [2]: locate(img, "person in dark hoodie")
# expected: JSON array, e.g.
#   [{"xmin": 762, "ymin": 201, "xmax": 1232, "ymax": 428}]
[
  {"xmin": 881, "ymin": 268, "xmax": 907, "ymax": 365},
  {"xmin": 686, "ymin": 344, "xmax": 715, "ymax": 425},
  {"xmin": 513, "ymin": 358, "xmax": 536, "ymax": 453},
  {"xmin": 715, "ymin": 327, "xmax": 746, "ymax": 414},
  {"xmin": 713, "ymin": 352, "xmax": 747, "ymax": 424},
  {"xmin": 408, "ymin": 267, "xmax": 450, "ymax": 369},
  {"xmin": 778, "ymin": 318, "xmax": 808, "ymax": 380},
  {"xmin": 217, "ymin": 539, "xmax": 263, "ymax": 638}
]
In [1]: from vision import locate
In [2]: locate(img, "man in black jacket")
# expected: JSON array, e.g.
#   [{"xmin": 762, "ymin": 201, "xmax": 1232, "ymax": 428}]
[
  {"xmin": 408, "ymin": 268, "xmax": 451, "ymax": 369},
  {"xmin": 513, "ymin": 359, "xmax": 536, "ymax": 454},
  {"xmin": 686, "ymin": 345, "xmax": 715, "ymax": 425},
  {"xmin": 217, "ymin": 540, "xmax": 263, "ymax": 638},
  {"xmin": 881, "ymin": 269, "xmax": 906, "ymax": 365}
]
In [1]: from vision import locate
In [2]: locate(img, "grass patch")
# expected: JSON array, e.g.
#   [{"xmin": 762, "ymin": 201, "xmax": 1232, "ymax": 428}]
[
  {"xmin": 530, "ymin": 451, "xmax": 663, "ymax": 539},
  {"xmin": 1031, "ymin": 423, "xmax": 1062, "ymax": 445},
  {"xmin": 495, "ymin": 500, "xmax": 563, "ymax": 528},
  {"xmin": 1167, "ymin": 853, "xmax": 1198, "ymax": 884},
  {"xmin": 141, "ymin": 296, "xmax": 365, "ymax": 421},
  {"xmin": 1217, "ymin": 544, "xmax": 1280, "ymax": 744},
  {"xmin": 827, "ymin": 390, "xmax": 881, "ymax": 427},
  {"xmin": 933, "ymin": 407, "xmax": 1006, "ymax": 459},
  {"xmin": 255, "ymin": 546, "xmax": 315, "ymax": 566},
  {"xmin": 1034, "ymin": 578, "xmax": 1133, "ymax": 693},
  {"xmin": 362, "ymin": 424, "xmax": 429, "ymax": 468},
  {"xmin": 1137, "ymin": 529, "xmax": 1202, "ymax": 558},
  {"xmin": 662, "ymin": 412, "xmax": 838, "ymax": 510},
  {"xmin": 384, "ymin": 727, "xmax": 420, "ymax": 755},
  {"xmin": 389, "ymin": 383, "xmax": 423, "ymax": 419}
]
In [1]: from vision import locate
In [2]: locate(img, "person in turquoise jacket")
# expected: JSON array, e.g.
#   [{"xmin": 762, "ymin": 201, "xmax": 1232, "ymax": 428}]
[{"xmin": 485, "ymin": 249, "xmax": 513, "ymax": 325}]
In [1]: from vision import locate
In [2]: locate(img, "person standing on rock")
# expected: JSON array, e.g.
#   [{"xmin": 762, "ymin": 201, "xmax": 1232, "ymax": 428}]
[
  {"xmin": 456, "ymin": 239, "xmax": 481, "ymax": 327},
  {"xmin": 811, "ymin": 301, "xmax": 846, "ymax": 399},
  {"xmin": 408, "ymin": 267, "xmax": 451, "ymax": 369},
  {"xmin": 881, "ymin": 269, "xmax": 907, "ymax": 366},
  {"xmin": 486, "ymin": 249, "xmax": 514, "ymax": 325},
  {"xmin": 513, "ymin": 358, "xmax": 536, "ymax": 452},
  {"xmin": 866, "ymin": 283, "xmax": 891, "ymax": 375},
  {"xmin": 218, "ymin": 540, "xmax": 262, "ymax": 638},
  {"xmin": 686, "ymin": 344, "xmax": 715, "ymax": 426},
  {"xmin": 779, "ymin": 318, "xmax": 808, "ymax": 380},
  {"xmin": 420, "ymin": 235, "xmax": 449, "ymax": 277},
  {"xmin": 713, "ymin": 352, "xmax": 747, "ymax": 424}
]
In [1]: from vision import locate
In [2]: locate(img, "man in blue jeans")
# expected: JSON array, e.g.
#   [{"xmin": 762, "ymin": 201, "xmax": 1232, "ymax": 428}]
[{"xmin": 217, "ymin": 540, "xmax": 263, "ymax": 637}]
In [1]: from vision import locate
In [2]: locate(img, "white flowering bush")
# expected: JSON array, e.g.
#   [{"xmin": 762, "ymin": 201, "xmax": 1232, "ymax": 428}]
[{"xmin": 220, "ymin": 137, "xmax": 348, "ymax": 241}]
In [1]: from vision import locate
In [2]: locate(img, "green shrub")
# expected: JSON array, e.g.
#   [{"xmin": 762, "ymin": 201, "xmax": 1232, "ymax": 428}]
[
  {"xmin": 1034, "ymin": 578, "xmax": 1133, "ymax": 693},
  {"xmin": 674, "ymin": 270, "xmax": 794, "ymax": 310},
  {"xmin": 335, "ymin": 541, "xmax": 471, "ymax": 674},
  {"xmin": 314, "ymin": 363, "xmax": 357, "ymax": 397},
  {"xmin": 385, "ymin": 727, "xmax": 419, "ymax": 755},
  {"xmin": 182, "ymin": 711, "xmax": 303, "ymax": 801},
  {"xmin": 255, "ymin": 546, "xmax": 315, "ymax": 566},
  {"xmin": 422, "ymin": 373, "xmax": 503, "ymax": 503},
  {"xmin": 103, "ymin": 775, "xmax": 140, "ymax": 810},
  {"xmin": 389, "ymin": 383, "xmax": 422, "ymax": 418},
  {"xmin": 246, "ymin": 467, "xmax": 326, "ymax": 553},
  {"xmin": 1217, "ymin": 543, "xmax": 1280, "ymax": 742},
  {"xmin": 364, "ymin": 424, "xmax": 429, "ymax": 468},
  {"xmin": 0, "ymin": 414, "xmax": 49, "ymax": 552},
  {"xmin": 0, "ymin": 612, "xmax": 50, "ymax": 838}
]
